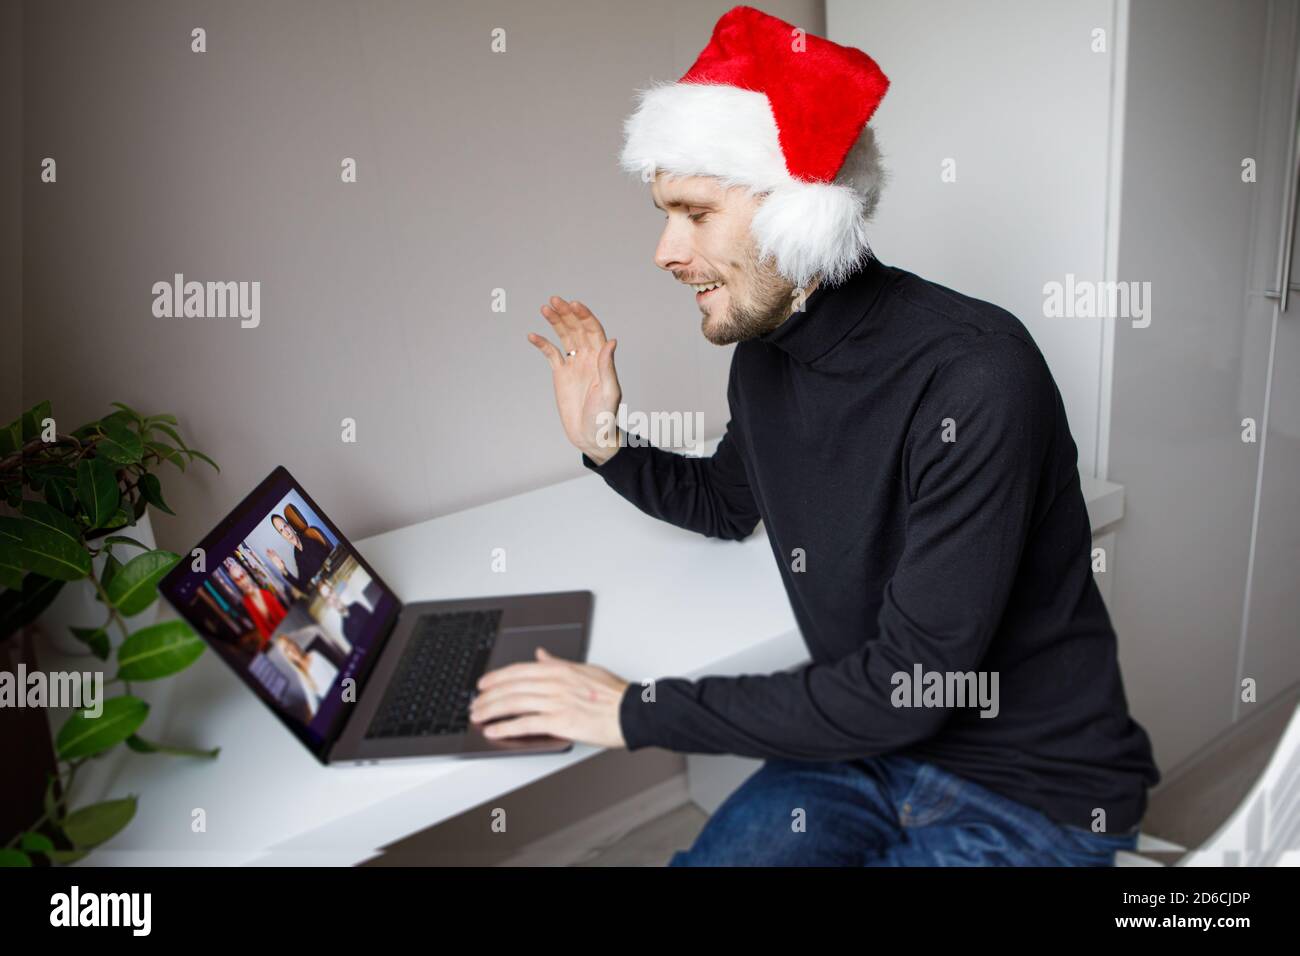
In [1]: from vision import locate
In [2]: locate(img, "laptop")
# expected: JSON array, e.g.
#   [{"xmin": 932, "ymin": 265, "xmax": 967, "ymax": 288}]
[{"xmin": 158, "ymin": 465, "xmax": 593, "ymax": 764}]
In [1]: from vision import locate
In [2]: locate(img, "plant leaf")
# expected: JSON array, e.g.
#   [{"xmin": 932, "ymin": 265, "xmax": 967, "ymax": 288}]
[
  {"xmin": 109, "ymin": 401, "xmax": 145, "ymax": 422},
  {"xmin": 138, "ymin": 472, "xmax": 175, "ymax": 515},
  {"xmin": 20, "ymin": 499, "xmax": 82, "ymax": 542},
  {"xmin": 19, "ymin": 832, "xmax": 55, "ymax": 853},
  {"xmin": 25, "ymin": 462, "xmax": 75, "ymax": 491},
  {"xmin": 126, "ymin": 734, "xmax": 219, "ymax": 758},
  {"xmin": 76, "ymin": 456, "xmax": 121, "ymax": 529},
  {"xmin": 0, "ymin": 417, "xmax": 22, "ymax": 457},
  {"xmin": 145, "ymin": 440, "xmax": 186, "ymax": 471},
  {"xmin": 183, "ymin": 448, "xmax": 220, "ymax": 472},
  {"xmin": 56, "ymin": 696, "xmax": 149, "ymax": 760},
  {"xmin": 70, "ymin": 625, "xmax": 111, "ymax": 660},
  {"xmin": 19, "ymin": 500, "xmax": 91, "ymax": 581},
  {"xmin": 97, "ymin": 419, "xmax": 144, "ymax": 465},
  {"xmin": 20, "ymin": 401, "xmax": 53, "ymax": 443},
  {"xmin": 61, "ymin": 797, "xmax": 137, "ymax": 848},
  {"xmin": 104, "ymin": 550, "xmax": 179, "ymax": 616},
  {"xmin": 0, "ymin": 574, "xmax": 65, "ymax": 640},
  {"xmin": 43, "ymin": 477, "xmax": 79, "ymax": 515},
  {"xmin": 98, "ymin": 409, "xmax": 135, "ymax": 429},
  {"xmin": 0, "ymin": 849, "xmax": 32, "ymax": 867},
  {"xmin": 104, "ymin": 535, "xmax": 149, "ymax": 552},
  {"xmin": 117, "ymin": 620, "xmax": 204, "ymax": 681},
  {"xmin": 149, "ymin": 422, "xmax": 188, "ymax": 449},
  {"xmin": 100, "ymin": 552, "xmax": 123, "ymax": 589},
  {"xmin": 44, "ymin": 773, "xmax": 62, "ymax": 823}
]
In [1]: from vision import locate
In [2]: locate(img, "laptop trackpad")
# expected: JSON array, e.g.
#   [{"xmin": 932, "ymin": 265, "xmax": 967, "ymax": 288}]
[{"xmin": 488, "ymin": 624, "xmax": 585, "ymax": 668}]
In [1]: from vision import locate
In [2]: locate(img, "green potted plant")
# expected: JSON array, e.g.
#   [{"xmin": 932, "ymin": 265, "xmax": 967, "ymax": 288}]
[{"xmin": 0, "ymin": 400, "xmax": 220, "ymax": 866}]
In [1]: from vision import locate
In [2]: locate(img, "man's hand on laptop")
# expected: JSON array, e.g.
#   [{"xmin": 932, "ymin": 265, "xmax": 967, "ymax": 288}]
[
  {"xmin": 468, "ymin": 647, "xmax": 629, "ymax": 749},
  {"xmin": 529, "ymin": 296, "xmax": 623, "ymax": 466}
]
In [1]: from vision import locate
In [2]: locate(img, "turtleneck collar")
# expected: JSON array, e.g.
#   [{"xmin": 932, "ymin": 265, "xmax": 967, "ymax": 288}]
[{"xmin": 757, "ymin": 253, "xmax": 894, "ymax": 365}]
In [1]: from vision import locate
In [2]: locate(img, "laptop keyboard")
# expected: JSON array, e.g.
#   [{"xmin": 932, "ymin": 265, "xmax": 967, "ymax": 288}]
[{"xmin": 364, "ymin": 608, "xmax": 503, "ymax": 739}]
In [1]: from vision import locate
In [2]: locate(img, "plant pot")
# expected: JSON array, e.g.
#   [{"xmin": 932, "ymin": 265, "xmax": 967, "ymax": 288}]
[{"xmin": 35, "ymin": 509, "xmax": 161, "ymax": 657}]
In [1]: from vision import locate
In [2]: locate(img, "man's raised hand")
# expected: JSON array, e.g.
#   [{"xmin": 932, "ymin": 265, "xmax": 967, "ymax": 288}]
[{"xmin": 529, "ymin": 296, "xmax": 623, "ymax": 464}]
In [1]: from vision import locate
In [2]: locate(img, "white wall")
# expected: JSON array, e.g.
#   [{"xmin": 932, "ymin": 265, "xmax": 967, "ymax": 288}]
[
  {"xmin": 828, "ymin": 0, "xmax": 1121, "ymax": 476},
  {"xmin": 19, "ymin": 0, "xmax": 820, "ymax": 552}
]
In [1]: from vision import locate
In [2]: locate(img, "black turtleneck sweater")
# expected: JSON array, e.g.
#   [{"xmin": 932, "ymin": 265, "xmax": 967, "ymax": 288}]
[{"xmin": 583, "ymin": 254, "xmax": 1160, "ymax": 834}]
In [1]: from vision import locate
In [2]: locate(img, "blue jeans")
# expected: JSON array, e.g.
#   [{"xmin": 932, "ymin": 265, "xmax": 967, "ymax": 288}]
[{"xmin": 670, "ymin": 753, "xmax": 1140, "ymax": 866}]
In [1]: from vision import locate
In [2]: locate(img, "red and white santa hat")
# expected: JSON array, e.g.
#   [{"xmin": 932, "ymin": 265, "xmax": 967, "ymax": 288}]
[{"xmin": 620, "ymin": 5, "xmax": 890, "ymax": 289}]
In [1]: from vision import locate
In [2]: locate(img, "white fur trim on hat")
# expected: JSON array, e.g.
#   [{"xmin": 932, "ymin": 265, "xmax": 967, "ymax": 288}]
[{"xmin": 619, "ymin": 81, "xmax": 887, "ymax": 288}]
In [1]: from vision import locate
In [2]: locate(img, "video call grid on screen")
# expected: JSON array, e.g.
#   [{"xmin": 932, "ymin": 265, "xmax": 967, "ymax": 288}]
[{"xmin": 161, "ymin": 468, "xmax": 399, "ymax": 756}]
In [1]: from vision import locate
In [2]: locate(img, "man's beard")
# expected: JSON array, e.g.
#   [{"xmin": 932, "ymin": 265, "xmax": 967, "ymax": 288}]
[{"xmin": 700, "ymin": 241, "xmax": 799, "ymax": 346}]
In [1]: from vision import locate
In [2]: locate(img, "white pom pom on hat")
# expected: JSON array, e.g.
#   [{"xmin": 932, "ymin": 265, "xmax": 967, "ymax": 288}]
[{"xmin": 619, "ymin": 5, "xmax": 890, "ymax": 289}]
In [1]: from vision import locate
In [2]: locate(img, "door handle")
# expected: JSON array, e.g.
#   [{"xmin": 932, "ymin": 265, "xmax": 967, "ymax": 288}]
[{"xmin": 1261, "ymin": 281, "xmax": 1300, "ymax": 299}]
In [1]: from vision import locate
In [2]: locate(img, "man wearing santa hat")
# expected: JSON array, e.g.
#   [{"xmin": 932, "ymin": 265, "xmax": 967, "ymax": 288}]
[{"xmin": 470, "ymin": 5, "xmax": 1159, "ymax": 867}]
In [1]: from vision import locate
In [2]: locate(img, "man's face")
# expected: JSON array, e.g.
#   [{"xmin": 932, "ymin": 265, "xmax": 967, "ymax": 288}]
[
  {"xmin": 650, "ymin": 173, "xmax": 810, "ymax": 345},
  {"xmin": 274, "ymin": 518, "xmax": 301, "ymax": 550}
]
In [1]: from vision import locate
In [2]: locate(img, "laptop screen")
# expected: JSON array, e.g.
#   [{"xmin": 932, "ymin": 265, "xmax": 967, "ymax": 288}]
[{"xmin": 159, "ymin": 466, "xmax": 401, "ymax": 760}]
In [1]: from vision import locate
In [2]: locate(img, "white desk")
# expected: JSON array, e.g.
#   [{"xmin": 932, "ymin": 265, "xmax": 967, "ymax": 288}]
[{"xmin": 61, "ymin": 443, "xmax": 1123, "ymax": 866}]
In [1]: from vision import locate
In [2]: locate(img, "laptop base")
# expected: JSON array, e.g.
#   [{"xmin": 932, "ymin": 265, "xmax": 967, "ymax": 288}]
[{"xmin": 329, "ymin": 589, "xmax": 592, "ymax": 763}]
